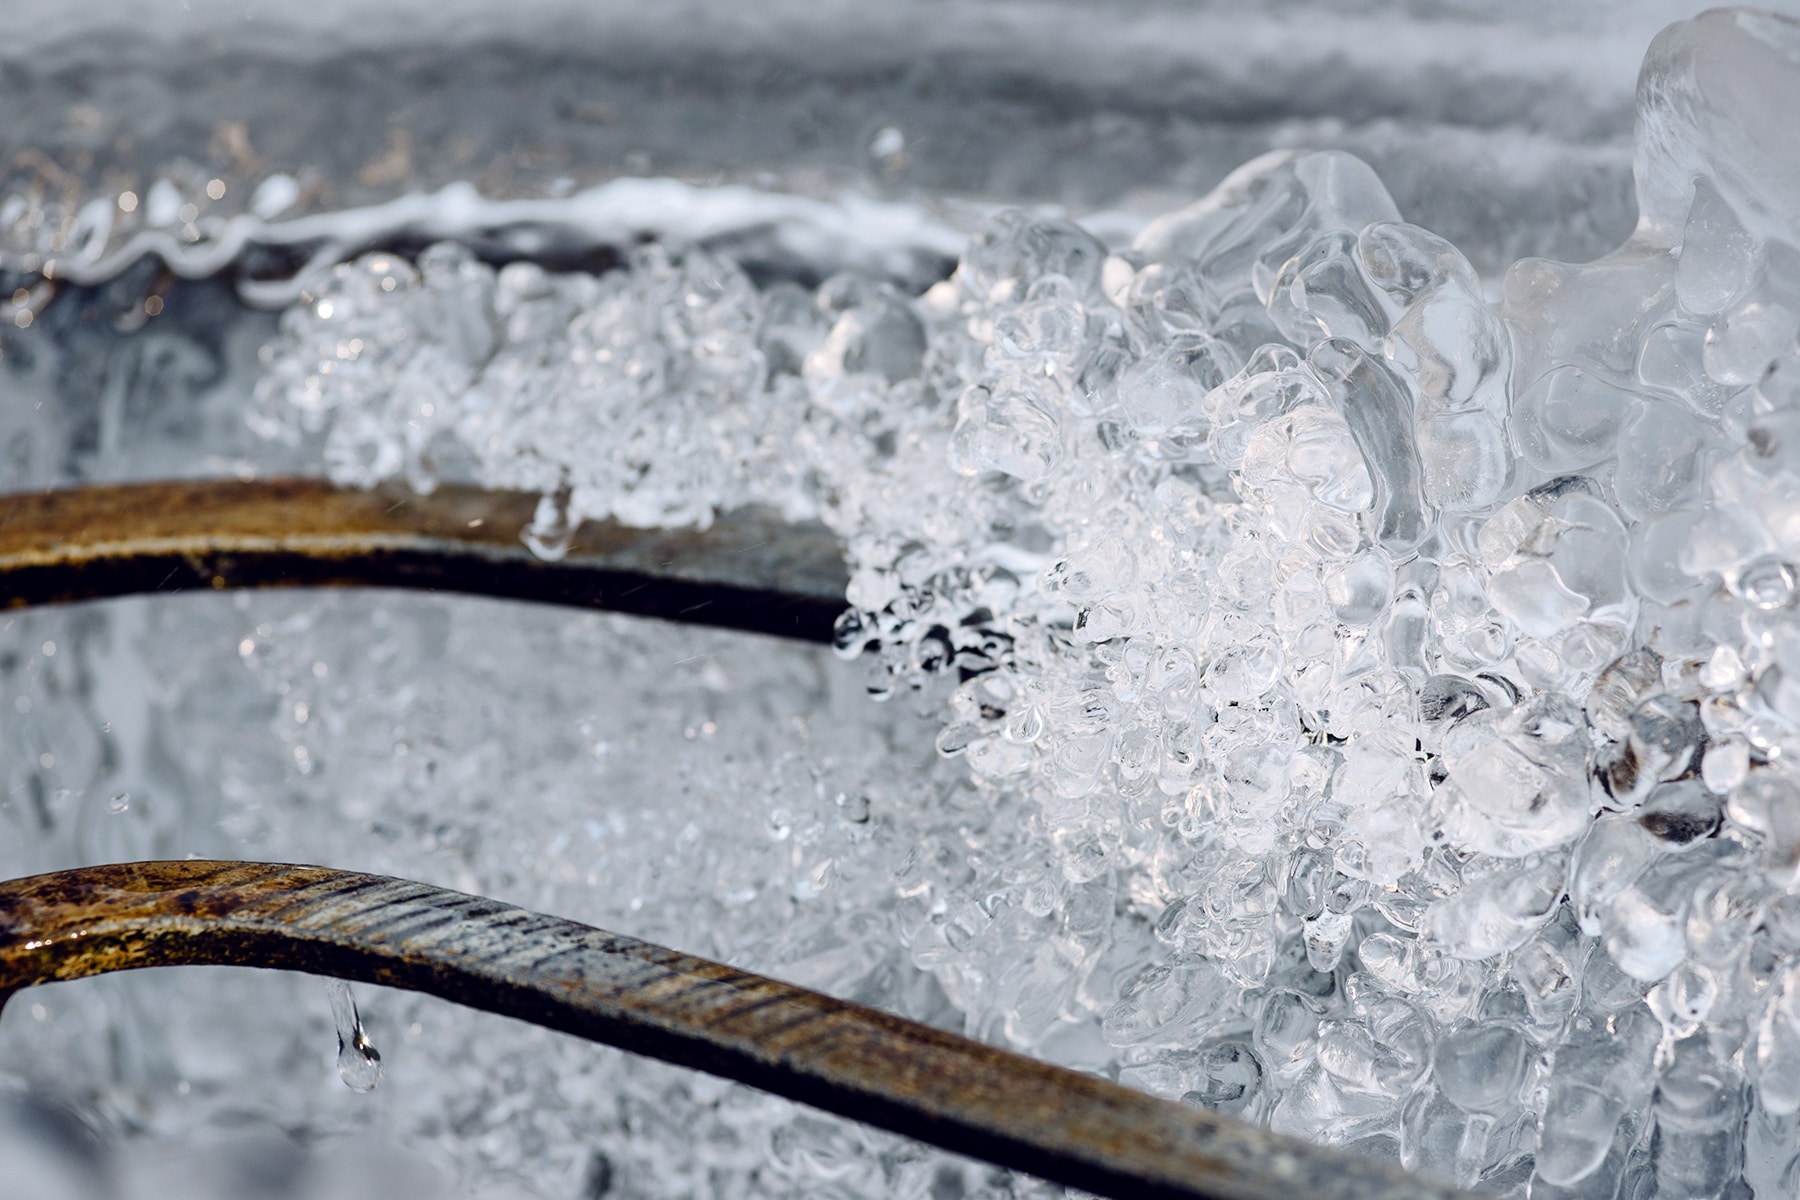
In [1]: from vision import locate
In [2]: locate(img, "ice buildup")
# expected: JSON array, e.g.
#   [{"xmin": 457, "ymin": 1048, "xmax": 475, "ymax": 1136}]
[{"xmin": 247, "ymin": 8, "xmax": 1800, "ymax": 1195}]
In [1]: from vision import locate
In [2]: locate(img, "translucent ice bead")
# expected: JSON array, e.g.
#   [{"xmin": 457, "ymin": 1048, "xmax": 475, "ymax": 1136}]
[
  {"xmin": 958, "ymin": 209, "xmax": 1107, "ymax": 308},
  {"xmin": 1132, "ymin": 150, "xmax": 1399, "ymax": 306},
  {"xmin": 1570, "ymin": 815, "xmax": 1663, "ymax": 937},
  {"xmin": 1729, "ymin": 768, "xmax": 1800, "ymax": 885},
  {"xmin": 1477, "ymin": 478, "xmax": 1631, "ymax": 640},
  {"xmin": 1238, "ymin": 402, "xmax": 1374, "ymax": 516},
  {"xmin": 1614, "ymin": 398, "xmax": 1716, "ymax": 520},
  {"xmin": 1534, "ymin": 1004, "xmax": 1658, "ymax": 1187},
  {"xmin": 1385, "ymin": 280, "xmax": 1506, "ymax": 420},
  {"xmin": 1676, "ymin": 176, "xmax": 1761, "ymax": 317},
  {"xmin": 1356, "ymin": 222, "xmax": 1481, "ymax": 307},
  {"xmin": 1399, "ymin": 1086, "xmax": 1493, "ymax": 1189},
  {"xmin": 1511, "ymin": 367, "xmax": 1635, "ymax": 475},
  {"xmin": 1422, "ymin": 853, "xmax": 1564, "ymax": 959},
  {"xmin": 1101, "ymin": 959, "xmax": 1238, "ymax": 1050},
  {"xmin": 1263, "ymin": 230, "xmax": 1389, "ymax": 351},
  {"xmin": 1704, "ymin": 292, "xmax": 1800, "ymax": 387},
  {"xmin": 1435, "ymin": 695, "xmax": 1592, "ymax": 857},
  {"xmin": 1632, "ymin": 10, "xmax": 1800, "ymax": 249},
  {"xmin": 1125, "ymin": 259, "xmax": 1220, "ymax": 340},
  {"xmin": 1635, "ymin": 319, "xmax": 1735, "ymax": 419},
  {"xmin": 814, "ymin": 290, "xmax": 927, "ymax": 386},
  {"xmin": 1307, "ymin": 338, "xmax": 1430, "ymax": 551},
  {"xmin": 949, "ymin": 381, "xmax": 1062, "ymax": 483},
  {"xmin": 1757, "ymin": 962, "xmax": 1800, "ymax": 1116},
  {"xmin": 1116, "ymin": 335, "xmax": 1238, "ymax": 442},
  {"xmin": 1323, "ymin": 550, "xmax": 1393, "ymax": 626},
  {"xmin": 416, "ymin": 240, "xmax": 500, "ymax": 371},
  {"xmin": 990, "ymin": 281, "xmax": 1090, "ymax": 382},
  {"xmin": 1649, "ymin": 1035, "xmax": 1747, "ymax": 1200},
  {"xmin": 1185, "ymin": 1038, "xmax": 1267, "ymax": 1120},
  {"xmin": 1413, "ymin": 409, "xmax": 1511, "ymax": 514},
  {"xmin": 1383, "ymin": 267, "xmax": 1512, "ymax": 510},
  {"xmin": 1604, "ymin": 847, "xmax": 1740, "ymax": 983},
  {"xmin": 1501, "ymin": 245, "xmax": 1676, "ymax": 394},
  {"xmin": 1432, "ymin": 1022, "xmax": 1531, "ymax": 1115},
  {"xmin": 1203, "ymin": 349, "xmax": 1324, "ymax": 469}
]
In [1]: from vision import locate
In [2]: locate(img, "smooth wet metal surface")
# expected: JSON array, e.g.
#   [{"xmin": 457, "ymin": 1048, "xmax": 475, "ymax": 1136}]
[
  {"xmin": 0, "ymin": 861, "xmax": 1476, "ymax": 1200},
  {"xmin": 0, "ymin": 478, "xmax": 846, "ymax": 642}
]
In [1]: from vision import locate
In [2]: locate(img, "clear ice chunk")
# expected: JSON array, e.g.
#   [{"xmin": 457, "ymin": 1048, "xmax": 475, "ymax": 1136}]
[
  {"xmin": 1477, "ymin": 479, "xmax": 1631, "ymax": 640},
  {"xmin": 1307, "ymin": 338, "xmax": 1430, "ymax": 550},
  {"xmin": 1433, "ymin": 1023, "xmax": 1530, "ymax": 1115}
]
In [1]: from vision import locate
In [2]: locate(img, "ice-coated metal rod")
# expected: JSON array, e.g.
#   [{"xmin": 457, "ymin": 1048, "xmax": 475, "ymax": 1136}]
[
  {"xmin": 0, "ymin": 860, "xmax": 1475, "ymax": 1200},
  {"xmin": 0, "ymin": 478, "xmax": 847, "ymax": 643}
]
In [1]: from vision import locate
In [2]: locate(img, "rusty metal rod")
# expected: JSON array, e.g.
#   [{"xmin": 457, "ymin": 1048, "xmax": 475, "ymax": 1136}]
[
  {"xmin": 0, "ymin": 860, "xmax": 1472, "ymax": 1200},
  {"xmin": 0, "ymin": 478, "xmax": 847, "ymax": 642}
]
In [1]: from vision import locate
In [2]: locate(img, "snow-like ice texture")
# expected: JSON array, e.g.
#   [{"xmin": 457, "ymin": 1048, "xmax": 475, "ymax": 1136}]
[{"xmin": 169, "ymin": 6, "xmax": 1800, "ymax": 1196}]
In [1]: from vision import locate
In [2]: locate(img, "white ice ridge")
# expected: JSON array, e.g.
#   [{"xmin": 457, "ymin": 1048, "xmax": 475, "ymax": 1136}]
[
  {"xmin": 256, "ymin": 9, "xmax": 1800, "ymax": 1195},
  {"xmin": 32, "ymin": 176, "xmax": 966, "ymax": 305}
]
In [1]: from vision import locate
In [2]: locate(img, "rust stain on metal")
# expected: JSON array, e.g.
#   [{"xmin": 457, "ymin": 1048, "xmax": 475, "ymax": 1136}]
[
  {"xmin": 0, "ymin": 478, "xmax": 847, "ymax": 642},
  {"xmin": 0, "ymin": 861, "xmax": 1476, "ymax": 1200}
]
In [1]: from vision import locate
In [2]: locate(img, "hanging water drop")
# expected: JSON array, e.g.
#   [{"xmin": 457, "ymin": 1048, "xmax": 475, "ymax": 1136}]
[{"xmin": 328, "ymin": 979, "xmax": 384, "ymax": 1093}]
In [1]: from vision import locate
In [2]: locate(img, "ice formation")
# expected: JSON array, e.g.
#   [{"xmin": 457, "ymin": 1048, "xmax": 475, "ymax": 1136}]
[
  {"xmin": 12, "ymin": 6, "xmax": 1800, "ymax": 1198},
  {"xmin": 238, "ymin": 10, "xmax": 1800, "ymax": 1195}
]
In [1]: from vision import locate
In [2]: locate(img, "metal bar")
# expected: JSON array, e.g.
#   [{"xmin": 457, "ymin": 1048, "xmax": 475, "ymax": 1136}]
[
  {"xmin": 0, "ymin": 478, "xmax": 847, "ymax": 643},
  {"xmin": 0, "ymin": 860, "xmax": 1474, "ymax": 1200}
]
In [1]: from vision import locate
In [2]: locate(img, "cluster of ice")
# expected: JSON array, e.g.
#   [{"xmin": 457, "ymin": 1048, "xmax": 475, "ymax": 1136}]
[
  {"xmin": 248, "ymin": 240, "xmax": 815, "ymax": 531},
  {"xmin": 132, "ymin": 7, "xmax": 1800, "ymax": 1197}
]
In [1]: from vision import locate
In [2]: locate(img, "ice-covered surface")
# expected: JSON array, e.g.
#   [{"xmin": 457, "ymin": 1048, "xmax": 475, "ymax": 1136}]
[{"xmin": 14, "ymin": 5, "xmax": 1800, "ymax": 1199}]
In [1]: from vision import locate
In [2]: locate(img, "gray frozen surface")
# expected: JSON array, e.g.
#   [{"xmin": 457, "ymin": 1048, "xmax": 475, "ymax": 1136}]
[{"xmin": 7, "ymin": 0, "xmax": 1796, "ymax": 277}]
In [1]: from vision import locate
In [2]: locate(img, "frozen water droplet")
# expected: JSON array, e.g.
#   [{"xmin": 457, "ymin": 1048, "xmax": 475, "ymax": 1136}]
[
  {"xmin": 1357, "ymin": 221, "xmax": 1480, "ymax": 305},
  {"xmin": 830, "ymin": 608, "xmax": 870, "ymax": 658},
  {"xmin": 1323, "ymin": 550, "xmax": 1392, "ymax": 626},
  {"xmin": 949, "ymin": 382, "xmax": 1062, "ymax": 482},
  {"xmin": 1760, "ymin": 964, "xmax": 1800, "ymax": 1116},
  {"xmin": 1307, "ymin": 337, "xmax": 1429, "ymax": 550},
  {"xmin": 1185, "ymin": 1039, "xmax": 1265, "ymax": 1119},
  {"xmin": 1116, "ymin": 335, "xmax": 1235, "ymax": 440},
  {"xmin": 1265, "ymin": 230, "xmax": 1388, "ymax": 350},
  {"xmin": 1677, "ymin": 176, "xmax": 1761, "ymax": 316},
  {"xmin": 328, "ymin": 979, "xmax": 384, "ymax": 1093},
  {"xmin": 1705, "ymin": 295, "xmax": 1800, "ymax": 387},
  {"xmin": 1735, "ymin": 556, "xmax": 1796, "ymax": 609},
  {"xmin": 1701, "ymin": 738, "xmax": 1749, "ymax": 795},
  {"xmin": 522, "ymin": 488, "xmax": 576, "ymax": 562},
  {"xmin": 1433, "ymin": 1023, "xmax": 1528, "ymax": 1114}
]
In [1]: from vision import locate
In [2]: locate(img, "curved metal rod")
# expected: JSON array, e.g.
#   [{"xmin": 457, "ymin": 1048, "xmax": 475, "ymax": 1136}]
[
  {"xmin": 0, "ymin": 861, "xmax": 1472, "ymax": 1200},
  {"xmin": 0, "ymin": 478, "xmax": 846, "ymax": 643}
]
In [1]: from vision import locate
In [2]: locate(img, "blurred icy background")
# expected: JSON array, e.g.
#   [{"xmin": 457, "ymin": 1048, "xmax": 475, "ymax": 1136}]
[{"xmin": 0, "ymin": 0, "xmax": 1757, "ymax": 285}]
